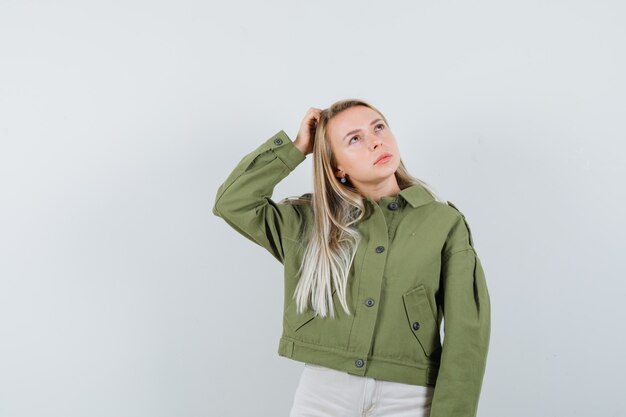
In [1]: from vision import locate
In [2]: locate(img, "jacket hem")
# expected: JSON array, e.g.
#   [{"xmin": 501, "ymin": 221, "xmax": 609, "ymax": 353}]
[{"xmin": 277, "ymin": 336, "xmax": 439, "ymax": 387}]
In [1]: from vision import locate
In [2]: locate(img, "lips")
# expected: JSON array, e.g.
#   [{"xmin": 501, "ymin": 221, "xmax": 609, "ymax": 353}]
[{"xmin": 374, "ymin": 152, "xmax": 392, "ymax": 165}]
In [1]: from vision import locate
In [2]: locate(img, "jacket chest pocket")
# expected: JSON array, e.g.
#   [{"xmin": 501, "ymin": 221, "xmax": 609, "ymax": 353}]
[{"xmin": 402, "ymin": 285, "xmax": 441, "ymax": 357}]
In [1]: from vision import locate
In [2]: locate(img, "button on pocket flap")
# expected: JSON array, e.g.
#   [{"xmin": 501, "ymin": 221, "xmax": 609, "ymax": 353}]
[{"xmin": 402, "ymin": 285, "xmax": 440, "ymax": 357}]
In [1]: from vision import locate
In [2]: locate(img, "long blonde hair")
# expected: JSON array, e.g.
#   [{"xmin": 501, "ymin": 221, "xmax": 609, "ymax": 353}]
[{"xmin": 279, "ymin": 99, "xmax": 443, "ymax": 318}]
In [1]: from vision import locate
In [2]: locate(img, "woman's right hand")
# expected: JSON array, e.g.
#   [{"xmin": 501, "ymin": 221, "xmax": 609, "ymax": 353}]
[{"xmin": 294, "ymin": 107, "xmax": 321, "ymax": 156}]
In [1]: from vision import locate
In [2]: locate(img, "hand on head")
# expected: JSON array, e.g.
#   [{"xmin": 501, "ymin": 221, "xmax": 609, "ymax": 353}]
[{"xmin": 294, "ymin": 107, "xmax": 322, "ymax": 156}]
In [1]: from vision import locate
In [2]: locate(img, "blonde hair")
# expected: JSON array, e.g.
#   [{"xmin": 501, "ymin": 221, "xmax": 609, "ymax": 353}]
[{"xmin": 279, "ymin": 99, "xmax": 443, "ymax": 318}]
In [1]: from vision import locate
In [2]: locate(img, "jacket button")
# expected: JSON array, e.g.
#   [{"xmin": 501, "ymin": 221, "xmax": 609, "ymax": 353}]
[
  {"xmin": 412, "ymin": 321, "xmax": 421, "ymax": 330},
  {"xmin": 375, "ymin": 246, "xmax": 385, "ymax": 253},
  {"xmin": 388, "ymin": 202, "xmax": 399, "ymax": 210},
  {"xmin": 355, "ymin": 359, "xmax": 364, "ymax": 368},
  {"xmin": 273, "ymin": 137, "xmax": 283, "ymax": 145},
  {"xmin": 365, "ymin": 298, "xmax": 375, "ymax": 307}
]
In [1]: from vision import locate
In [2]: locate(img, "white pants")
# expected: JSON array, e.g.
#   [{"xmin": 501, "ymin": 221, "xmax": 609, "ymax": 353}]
[{"xmin": 289, "ymin": 363, "xmax": 434, "ymax": 417}]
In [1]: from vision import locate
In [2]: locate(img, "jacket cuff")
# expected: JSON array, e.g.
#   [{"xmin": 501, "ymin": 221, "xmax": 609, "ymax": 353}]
[{"xmin": 269, "ymin": 130, "xmax": 307, "ymax": 171}]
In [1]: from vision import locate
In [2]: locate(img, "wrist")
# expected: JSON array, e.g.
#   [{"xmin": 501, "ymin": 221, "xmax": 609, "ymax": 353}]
[{"xmin": 294, "ymin": 141, "xmax": 308, "ymax": 156}]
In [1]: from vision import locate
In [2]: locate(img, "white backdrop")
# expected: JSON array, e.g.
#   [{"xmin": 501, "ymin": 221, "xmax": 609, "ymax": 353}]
[{"xmin": 1, "ymin": 1, "xmax": 625, "ymax": 416}]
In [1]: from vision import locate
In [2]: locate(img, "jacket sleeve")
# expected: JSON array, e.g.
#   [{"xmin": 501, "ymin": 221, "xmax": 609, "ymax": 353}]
[
  {"xmin": 430, "ymin": 206, "xmax": 491, "ymax": 417},
  {"xmin": 212, "ymin": 130, "xmax": 307, "ymax": 264}
]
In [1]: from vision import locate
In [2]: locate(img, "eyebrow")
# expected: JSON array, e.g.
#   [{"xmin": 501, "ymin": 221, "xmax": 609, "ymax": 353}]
[{"xmin": 343, "ymin": 118, "xmax": 384, "ymax": 141}]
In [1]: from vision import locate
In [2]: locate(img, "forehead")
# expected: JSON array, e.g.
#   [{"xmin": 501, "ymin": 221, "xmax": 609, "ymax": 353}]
[{"xmin": 327, "ymin": 106, "xmax": 382, "ymax": 139}]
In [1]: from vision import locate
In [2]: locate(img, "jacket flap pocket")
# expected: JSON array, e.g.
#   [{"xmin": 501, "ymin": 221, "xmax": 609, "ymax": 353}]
[
  {"xmin": 402, "ymin": 285, "xmax": 441, "ymax": 357},
  {"xmin": 288, "ymin": 308, "xmax": 317, "ymax": 331},
  {"xmin": 285, "ymin": 288, "xmax": 336, "ymax": 331}
]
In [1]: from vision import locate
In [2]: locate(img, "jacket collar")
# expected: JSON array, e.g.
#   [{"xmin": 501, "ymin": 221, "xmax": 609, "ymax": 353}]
[
  {"xmin": 363, "ymin": 183, "xmax": 434, "ymax": 209},
  {"xmin": 398, "ymin": 183, "xmax": 435, "ymax": 208}
]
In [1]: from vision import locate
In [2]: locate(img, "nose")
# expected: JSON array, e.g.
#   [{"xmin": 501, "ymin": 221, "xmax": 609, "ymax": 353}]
[{"xmin": 368, "ymin": 135, "xmax": 383, "ymax": 151}]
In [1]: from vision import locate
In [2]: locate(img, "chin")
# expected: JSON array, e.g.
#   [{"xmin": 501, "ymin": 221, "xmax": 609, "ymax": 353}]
[{"xmin": 384, "ymin": 159, "xmax": 401, "ymax": 172}]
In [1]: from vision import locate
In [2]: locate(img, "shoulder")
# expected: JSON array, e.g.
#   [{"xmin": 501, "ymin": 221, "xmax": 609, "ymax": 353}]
[
  {"xmin": 444, "ymin": 200, "xmax": 468, "ymax": 219},
  {"xmin": 276, "ymin": 193, "xmax": 313, "ymax": 224},
  {"xmin": 280, "ymin": 192, "xmax": 313, "ymax": 206},
  {"xmin": 425, "ymin": 198, "xmax": 468, "ymax": 224},
  {"xmin": 438, "ymin": 199, "xmax": 478, "ymax": 253}
]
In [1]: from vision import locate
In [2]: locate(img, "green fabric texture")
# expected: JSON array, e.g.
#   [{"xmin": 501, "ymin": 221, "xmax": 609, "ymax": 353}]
[{"xmin": 212, "ymin": 130, "xmax": 491, "ymax": 417}]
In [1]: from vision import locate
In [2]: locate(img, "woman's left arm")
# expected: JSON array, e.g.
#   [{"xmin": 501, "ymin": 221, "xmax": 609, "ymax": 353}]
[{"xmin": 429, "ymin": 208, "xmax": 491, "ymax": 417}]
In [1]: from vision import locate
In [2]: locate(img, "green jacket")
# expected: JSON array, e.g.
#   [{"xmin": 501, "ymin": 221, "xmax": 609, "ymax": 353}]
[{"xmin": 212, "ymin": 130, "xmax": 491, "ymax": 417}]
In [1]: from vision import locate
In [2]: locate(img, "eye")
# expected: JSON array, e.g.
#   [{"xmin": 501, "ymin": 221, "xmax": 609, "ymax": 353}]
[
  {"xmin": 348, "ymin": 135, "xmax": 360, "ymax": 144},
  {"xmin": 375, "ymin": 123, "xmax": 385, "ymax": 131}
]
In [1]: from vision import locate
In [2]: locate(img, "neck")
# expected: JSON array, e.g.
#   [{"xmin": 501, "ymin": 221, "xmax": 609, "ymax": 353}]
[{"xmin": 355, "ymin": 176, "xmax": 401, "ymax": 203}]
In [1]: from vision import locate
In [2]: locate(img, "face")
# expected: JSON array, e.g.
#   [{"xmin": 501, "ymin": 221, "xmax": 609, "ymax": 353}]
[{"xmin": 326, "ymin": 105, "xmax": 401, "ymax": 188}]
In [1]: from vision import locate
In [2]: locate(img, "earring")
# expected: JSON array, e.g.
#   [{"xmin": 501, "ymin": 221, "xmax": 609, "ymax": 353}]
[{"xmin": 340, "ymin": 177, "xmax": 347, "ymax": 183}]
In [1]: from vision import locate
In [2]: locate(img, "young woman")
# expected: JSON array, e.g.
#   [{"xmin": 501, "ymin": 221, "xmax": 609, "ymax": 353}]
[{"xmin": 212, "ymin": 99, "xmax": 491, "ymax": 417}]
